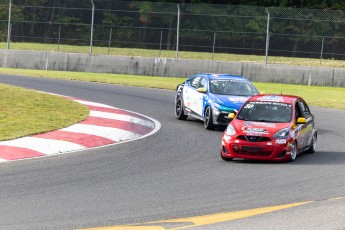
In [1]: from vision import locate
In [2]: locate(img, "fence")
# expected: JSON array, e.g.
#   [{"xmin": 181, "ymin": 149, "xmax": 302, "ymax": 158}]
[{"xmin": 1, "ymin": 0, "xmax": 345, "ymax": 65}]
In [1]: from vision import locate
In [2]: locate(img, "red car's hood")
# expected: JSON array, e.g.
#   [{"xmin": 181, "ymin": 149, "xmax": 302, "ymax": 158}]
[{"xmin": 232, "ymin": 120, "xmax": 291, "ymax": 136}]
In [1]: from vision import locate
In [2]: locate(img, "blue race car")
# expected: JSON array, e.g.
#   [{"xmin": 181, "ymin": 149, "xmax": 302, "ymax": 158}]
[{"xmin": 175, "ymin": 73, "xmax": 259, "ymax": 130}]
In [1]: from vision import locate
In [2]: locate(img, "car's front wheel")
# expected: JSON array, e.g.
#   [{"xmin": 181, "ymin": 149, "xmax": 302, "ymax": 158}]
[
  {"xmin": 175, "ymin": 98, "xmax": 188, "ymax": 120},
  {"xmin": 289, "ymin": 141, "xmax": 297, "ymax": 162},
  {"xmin": 204, "ymin": 106, "xmax": 215, "ymax": 130}
]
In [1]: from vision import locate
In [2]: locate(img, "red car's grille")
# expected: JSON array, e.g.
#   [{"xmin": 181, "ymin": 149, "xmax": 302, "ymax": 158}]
[
  {"xmin": 237, "ymin": 135, "xmax": 271, "ymax": 142},
  {"xmin": 231, "ymin": 144, "xmax": 274, "ymax": 157}
]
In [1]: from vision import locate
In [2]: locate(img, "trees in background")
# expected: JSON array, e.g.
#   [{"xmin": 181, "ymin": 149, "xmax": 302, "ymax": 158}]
[{"xmin": 1, "ymin": 0, "xmax": 345, "ymax": 59}]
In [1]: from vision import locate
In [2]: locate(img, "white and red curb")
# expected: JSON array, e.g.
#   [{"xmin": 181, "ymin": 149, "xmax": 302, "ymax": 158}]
[{"xmin": 0, "ymin": 96, "xmax": 161, "ymax": 162}]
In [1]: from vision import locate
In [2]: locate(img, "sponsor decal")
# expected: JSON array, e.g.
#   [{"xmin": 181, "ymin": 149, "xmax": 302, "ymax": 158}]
[
  {"xmin": 246, "ymin": 132, "xmax": 262, "ymax": 136},
  {"xmin": 248, "ymin": 101, "xmax": 291, "ymax": 107},
  {"xmin": 267, "ymin": 142, "xmax": 272, "ymax": 145},
  {"xmin": 210, "ymin": 79, "xmax": 247, "ymax": 83},
  {"xmin": 257, "ymin": 95, "xmax": 285, "ymax": 102},
  {"xmin": 244, "ymin": 121, "xmax": 276, "ymax": 127},
  {"xmin": 244, "ymin": 103, "xmax": 254, "ymax": 109},
  {"xmin": 242, "ymin": 126, "xmax": 268, "ymax": 135},
  {"xmin": 228, "ymin": 97, "xmax": 248, "ymax": 103},
  {"xmin": 276, "ymin": 139, "xmax": 287, "ymax": 144}
]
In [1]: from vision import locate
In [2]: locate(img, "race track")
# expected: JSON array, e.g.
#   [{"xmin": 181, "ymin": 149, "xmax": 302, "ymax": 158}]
[{"xmin": 0, "ymin": 74, "xmax": 345, "ymax": 230}]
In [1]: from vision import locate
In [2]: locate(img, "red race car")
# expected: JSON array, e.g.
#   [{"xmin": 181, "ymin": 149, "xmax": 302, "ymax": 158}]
[{"xmin": 221, "ymin": 94, "xmax": 317, "ymax": 162}]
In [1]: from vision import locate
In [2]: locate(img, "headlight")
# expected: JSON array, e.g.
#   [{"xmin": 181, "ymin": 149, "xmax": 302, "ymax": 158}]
[
  {"xmin": 213, "ymin": 103, "xmax": 233, "ymax": 112},
  {"xmin": 273, "ymin": 128, "xmax": 290, "ymax": 139},
  {"xmin": 225, "ymin": 124, "xmax": 236, "ymax": 136}
]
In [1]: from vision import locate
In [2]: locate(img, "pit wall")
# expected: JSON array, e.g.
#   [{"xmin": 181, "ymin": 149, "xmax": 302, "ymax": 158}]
[{"xmin": 1, "ymin": 49, "xmax": 344, "ymax": 87}]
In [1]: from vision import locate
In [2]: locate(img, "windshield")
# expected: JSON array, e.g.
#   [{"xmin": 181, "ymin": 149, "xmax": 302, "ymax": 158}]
[
  {"xmin": 237, "ymin": 101, "xmax": 292, "ymax": 123},
  {"xmin": 210, "ymin": 79, "xmax": 258, "ymax": 96}
]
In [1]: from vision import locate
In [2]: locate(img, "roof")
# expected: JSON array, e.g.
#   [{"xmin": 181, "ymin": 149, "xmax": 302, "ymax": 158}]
[
  {"xmin": 249, "ymin": 94, "xmax": 301, "ymax": 104},
  {"xmin": 195, "ymin": 73, "xmax": 248, "ymax": 81}
]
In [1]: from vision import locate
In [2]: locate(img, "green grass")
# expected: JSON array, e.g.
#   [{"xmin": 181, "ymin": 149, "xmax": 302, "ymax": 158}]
[
  {"xmin": 2, "ymin": 68, "xmax": 345, "ymax": 110},
  {"xmin": 0, "ymin": 84, "xmax": 89, "ymax": 141},
  {"xmin": 2, "ymin": 42, "xmax": 345, "ymax": 68}
]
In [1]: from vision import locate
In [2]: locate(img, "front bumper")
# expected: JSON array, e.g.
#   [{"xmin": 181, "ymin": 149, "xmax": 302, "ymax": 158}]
[
  {"xmin": 212, "ymin": 109, "xmax": 232, "ymax": 126},
  {"xmin": 221, "ymin": 134, "xmax": 293, "ymax": 162}
]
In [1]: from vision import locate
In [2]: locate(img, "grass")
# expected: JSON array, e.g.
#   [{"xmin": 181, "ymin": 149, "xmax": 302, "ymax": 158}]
[
  {"xmin": 2, "ymin": 42, "xmax": 345, "ymax": 68},
  {"xmin": 2, "ymin": 68, "xmax": 345, "ymax": 110},
  {"xmin": 0, "ymin": 84, "xmax": 89, "ymax": 141}
]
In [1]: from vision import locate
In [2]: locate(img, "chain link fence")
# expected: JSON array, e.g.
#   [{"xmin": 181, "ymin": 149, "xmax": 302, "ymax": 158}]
[{"xmin": 1, "ymin": 0, "xmax": 345, "ymax": 65}]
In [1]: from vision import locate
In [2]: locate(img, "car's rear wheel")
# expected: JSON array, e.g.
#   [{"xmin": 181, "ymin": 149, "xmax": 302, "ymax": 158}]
[
  {"xmin": 289, "ymin": 141, "xmax": 297, "ymax": 162},
  {"xmin": 307, "ymin": 132, "xmax": 317, "ymax": 154},
  {"xmin": 221, "ymin": 151, "xmax": 233, "ymax": 161},
  {"xmin": 175, "ymin": 98, "xmax": 188, "ymax": 120},
  {"xmin": 204, "ymin": 106, "xmax": 215, "ymax": 130}
]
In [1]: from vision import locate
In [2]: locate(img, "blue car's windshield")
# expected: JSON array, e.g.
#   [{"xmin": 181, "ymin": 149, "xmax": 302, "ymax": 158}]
[
  {"xmin": 237, "ymin": 101, "xmax": 292, "ymax": 123},
  {"xmin": 210, "ymin": 79, "xmax": 258, "ymax": 96}
]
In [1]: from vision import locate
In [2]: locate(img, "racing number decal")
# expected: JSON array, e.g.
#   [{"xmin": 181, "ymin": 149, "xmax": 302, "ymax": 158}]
[
  {"xmin": 183, "ymin": 86, "xmax": 191, "ymax": 108},
  {"xmin": 183, "ymin": 85, "xmax": 204, "ymax": 116}
]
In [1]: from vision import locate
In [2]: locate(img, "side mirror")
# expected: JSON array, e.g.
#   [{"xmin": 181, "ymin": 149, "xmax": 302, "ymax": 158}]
[
  {"xmin": 228, "ymin": 113, "xmax": 236, "ymax": 119},
  {"xmin": 197, "ymin": 87, "xmax": 207, "ymax": 93},
  {"xmin": 259, "ymin": 91, "xmax": 265, "ymax": 95},
  {"xmin": 296, "ymin": 117, "xmax": 307, "ymax": 124}
]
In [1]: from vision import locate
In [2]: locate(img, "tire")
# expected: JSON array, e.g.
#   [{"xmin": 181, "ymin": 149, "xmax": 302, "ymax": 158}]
[
  {"xmin": 221, "ymin": 151, "xmax": 233, "ymax": 161},
  {"xmin": 306, "ymin": 132, "xmax": 317, "ymax": 154},
  {"xmin": 204, "ymin": 106, "xmax": 215, "ymax": 130},
  {"xmin": 289, "ymin": 141, "xmax": 297, "ymax": 162},
  {"xmin": 175, "ymin": 98, "xmax": 188, "ymax": 120}
]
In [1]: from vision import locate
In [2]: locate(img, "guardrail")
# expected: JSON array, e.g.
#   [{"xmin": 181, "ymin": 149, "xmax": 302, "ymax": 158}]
[{"xmin": 1, "ymin": 49, "xmax": 344, "ymax": 87}]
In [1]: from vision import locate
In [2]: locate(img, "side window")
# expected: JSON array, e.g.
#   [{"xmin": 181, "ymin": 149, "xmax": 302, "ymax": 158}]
[
  {"xmin": 198, "ymin": 77, "xmax": 208, "ymax": 90},
  {"xmin": 298, "ymin": 100, "xmax": 310, "ymax": 117},
  {"xmin": 190, "ymin": 76, "xmax": 202, "ymax": 89},
  {"xmin": 295, "ymin": 102, "xmax": 303, "ymax": 119},
  {"xmin": 296, "ymin": 101, "xmax": 310, "ymax": 117}
]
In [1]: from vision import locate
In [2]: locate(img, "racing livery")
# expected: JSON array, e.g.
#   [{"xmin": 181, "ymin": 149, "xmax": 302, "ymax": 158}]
[
  {"xmin": 221, "ymin": 94, "xmax": 317, "ymax": 162},
  {"xmin": 175, "ymin": 73, "xmax": 259, "ymax": 129}
]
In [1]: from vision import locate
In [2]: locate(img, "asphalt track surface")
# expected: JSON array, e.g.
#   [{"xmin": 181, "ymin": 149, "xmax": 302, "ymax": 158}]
[{"xmin": 0, "ymin": 74, "xmax": 345, "ymax": 230}]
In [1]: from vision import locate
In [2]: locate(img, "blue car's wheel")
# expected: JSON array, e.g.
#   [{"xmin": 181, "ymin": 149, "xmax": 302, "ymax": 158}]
[
  {"xmin": 175, "ymin": 98, "xmax": 188, "ymax": 120},
  {"xmin": 204, "ymin": 106, "xmax": 215, "ymax": 130}
]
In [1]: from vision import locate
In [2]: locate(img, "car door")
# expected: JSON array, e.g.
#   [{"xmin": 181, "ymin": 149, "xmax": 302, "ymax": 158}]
[
  {"xmin": 294, "ymin": 100, "xmax": 314, "ymax": 151},
  {"xmin": 297, "ymin": 100, "xmax": 314, "ymax": 149},
  {"xmin": 183, "ymin": 76, "xmax": 206, "ymax": 116}
]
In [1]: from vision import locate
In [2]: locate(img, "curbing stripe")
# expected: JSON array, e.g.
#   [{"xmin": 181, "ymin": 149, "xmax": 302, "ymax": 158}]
[
  {"xmin": 60, "ymin": 124, "xmax": 141, "ymax": 142},
  {"xmin": 85, "ymin": 105, "xmax": 152, "ymax": 121},
  {"xmin": 0, "ymin": 96, "xmax": 160, "ymax": 162},
  {"xmin": 80, "ymin": 117, "xmax": 153, "ymax": 136},
  {"xmin": 89, "ymin": 111, "xmax": 155, "ymax": 128},
  {"xmin": 0, "ymin": 137, "xmax": 86, "ymax": 155},
  {"xmin": 0, "ymin": 145, "xmax": 44, "ymax": 160},
  {"xmin": 35, "ymin": 130, "xmax": 115, "ymax": 148},
  {"xmin": 74, "ymin": 99, "xmax": 115, "ymax": 109}
]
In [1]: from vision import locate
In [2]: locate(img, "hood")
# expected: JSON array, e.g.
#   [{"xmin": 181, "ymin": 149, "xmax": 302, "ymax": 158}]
[
  {"xmin": 232, "ymin": 120, "xmax": 290, "ymax": 136},
  {"xmin": 211, "ymin": 94, "xmax": 249, "ymax": 110}
]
